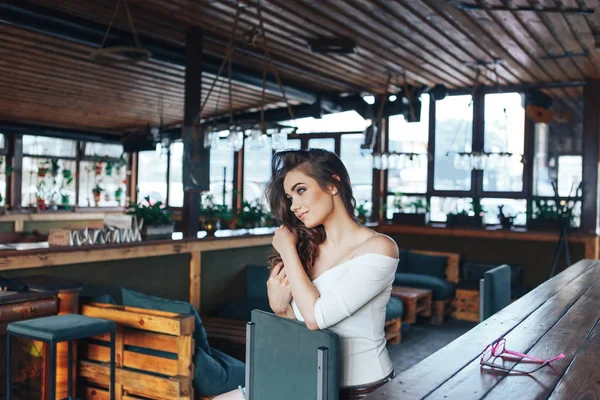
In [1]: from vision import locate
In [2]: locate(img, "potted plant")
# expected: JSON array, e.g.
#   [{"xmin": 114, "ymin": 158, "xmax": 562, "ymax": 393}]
[
  {"xmin": 58, "ymin": 176, "xmax": 73, "ymax": 210},
  {"xmin": 126, "ymin": 196, "xmax": 174, "ymax": 240},
  {"xmin": 199, "ymin": 195, "xmax": 233, "ymax": 235},
  {"xmin": 62, "ymin": 168, "xmax": 72, "ymax": 180},
  {"xmin": 115, "ymin": 187, "xmax": 124, "ymax": 205},
  {"xmin": 528, "ymin": 197, "xmax": 573, "ymax": 231},
  {"xmin": 105, "ymin": 160, "xmax": 114, "ymax": 176},
  {"xmin": 60, "ymin": 193, "xmax": 70, "ymax": 209},
  {"xmin": 355, "ymin": 200, "xmax": 370, "ymax": 224},
  {"xmin": 115, "ymin": 153, "xmax": 127, "ymax": 175},
  {"xmin": 446, "ymin": 198, "xmax": 484, "ymax": 228},
  {"xmin": 37, "ymin": 161, "xmax": 49, "ymax": 178},
  {"xmin": 95, "ymin": 161, "xmax": 103, "ymax": 176},
  {"xmin": 50, "ymin": 159, "xmax": 60, "ymax": 178},
  {"xmin": 92, "ymin": 183, "xmax": 104, "ymax": 207},
  {"xmin": 35, "ymin": 181, "xmax": 47, "ymax": 210},
  {"xmin": 392, "ymin": 194, "xmax": 430, "ymax": 226},
  {"xmin": 237, "ymin": 200, "xmax": 265, "ymax": 229}
]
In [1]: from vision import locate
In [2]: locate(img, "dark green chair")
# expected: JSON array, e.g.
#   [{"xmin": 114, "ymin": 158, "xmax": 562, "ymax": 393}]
[
  {"xmin": 246, "ymin": 310, "xmax": 339, "ymax": 400},
  {"xmin": 480, "ymin": 264, "xmax": 511, "ymax": 321},
  {"xmin": 6, "ymin": 314, "xmax": 116, "ymax": 400}
]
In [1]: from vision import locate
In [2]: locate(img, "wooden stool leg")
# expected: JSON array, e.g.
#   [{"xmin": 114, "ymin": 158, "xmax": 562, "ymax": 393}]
[
  {"xmin": 110, "ymin": 331, "xmax": 115, "ymax": 400},
  {"xmin": 6, "ymin": 333, "xmax": 11, "ymax": 400},
  {"xmin": 67, "ymin": 340, "xmax": 72, "ymax": 399},
  {"xmin": 49, "ymin": 341, "xmax": 56, "ymax": 400}
]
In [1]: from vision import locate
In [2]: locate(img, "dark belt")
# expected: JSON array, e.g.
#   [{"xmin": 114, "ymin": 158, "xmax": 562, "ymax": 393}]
[{"xmin": 338, "ymin": 371, "xmax": 395, "ymax": 400}]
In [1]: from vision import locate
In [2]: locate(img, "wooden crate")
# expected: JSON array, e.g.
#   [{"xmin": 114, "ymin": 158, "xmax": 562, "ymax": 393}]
[
  {"xmin": 452, "ymin": 288, "xmax": 480, "ymax": 322},
  {"xmin": 79, "ymin": 303, "xmax": 195, "ymax": 400}
]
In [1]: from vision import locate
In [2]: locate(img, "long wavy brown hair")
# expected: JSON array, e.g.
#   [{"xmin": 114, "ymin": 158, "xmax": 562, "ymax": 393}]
[{"xmin": 264, "ymin": 149, "xmax": 357, "ymax": 273}]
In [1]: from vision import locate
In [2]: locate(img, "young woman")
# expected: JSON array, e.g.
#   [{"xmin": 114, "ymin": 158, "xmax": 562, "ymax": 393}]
[{"xmin": 215, "ymin": 149, "xmax": 399, "ymax": 400}]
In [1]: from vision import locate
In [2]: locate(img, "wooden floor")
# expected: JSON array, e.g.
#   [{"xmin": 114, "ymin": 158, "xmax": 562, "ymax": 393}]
[{"xmin": 387, "ymin": 318, "xmax": 476, "ymax": 373}]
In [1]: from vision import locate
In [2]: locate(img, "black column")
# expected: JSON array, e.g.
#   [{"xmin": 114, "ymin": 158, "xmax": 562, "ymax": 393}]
[
  {"xmin": 581, "ymin": 80, "xmax": 599, "ymax": 235},
  {"xmin": 182, "ymin": 27, "xmax": 209, "ymax": 237}
]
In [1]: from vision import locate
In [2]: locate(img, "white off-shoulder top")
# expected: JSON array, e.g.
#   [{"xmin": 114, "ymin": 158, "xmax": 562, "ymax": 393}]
[{"xmin": 290, "ymin": 253, "xmax": 399, "ymax": 387}]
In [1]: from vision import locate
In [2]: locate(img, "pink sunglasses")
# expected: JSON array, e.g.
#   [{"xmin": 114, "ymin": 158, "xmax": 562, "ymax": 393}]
[{"xmin": 480, "ymin": 338, "xmax": 565, "ymax": 374}]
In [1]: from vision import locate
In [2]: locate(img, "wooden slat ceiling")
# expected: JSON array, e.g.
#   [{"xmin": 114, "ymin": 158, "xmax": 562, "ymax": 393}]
[{"xmin": 1, "ymin": 0, "xmax": 595, "ymax": 134}]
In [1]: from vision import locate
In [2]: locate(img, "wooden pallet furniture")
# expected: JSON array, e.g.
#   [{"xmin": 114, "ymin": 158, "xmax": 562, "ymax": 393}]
[
  {"xmin": 79, "ymin": 302, "xmax": 195, "ymax": 400},
  {"xmin": 390, "ymin": 286, "xmax": 432, "ymax": 324},
  {"xmin": 384, "ymin": 317, "xmax": 402, "ymax": 345},
  {"xmin": 452, "ymin": 288, "xmax": 480, "ymax": 322},
  {"xmin": 410, "ymin": 250, "xmax": 460, "ymax": 325}
]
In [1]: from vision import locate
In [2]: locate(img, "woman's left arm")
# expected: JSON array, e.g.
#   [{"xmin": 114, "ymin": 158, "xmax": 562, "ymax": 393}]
[
  {"xmin": 273, "ymin": 227, "xmax": 321, "ymax": 330},
  {"xmin": 279, "ymin": 250, "xmax": 321, "ymax": 329}
]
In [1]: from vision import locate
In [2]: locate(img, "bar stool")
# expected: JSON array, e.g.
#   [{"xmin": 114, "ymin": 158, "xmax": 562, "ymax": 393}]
[{"xmin": 6, "ymin": 314, "xmax": 116, "ymax": 400}]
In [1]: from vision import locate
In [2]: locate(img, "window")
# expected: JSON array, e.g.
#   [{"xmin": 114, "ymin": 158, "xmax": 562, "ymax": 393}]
[
  {"xmin": 429, "ymin": 197, "xmax": 471, "ymax": 223},
  {"xmin": 280, "ymin": 110, "xmax": 370, "ymax": 134},
  {"xmin": 341, "ymin": 134, "xmax": 373, "ymax": 210},
  {"xmin": 386, "ymin": 194, "xmax": 427, "ymax": 220},
  {"xmin": 80, "ymin": 143, "xmax": 127, "ymax": 207},
  {"xmin": 483, "ymin": 93, "xmax": 525, "ymax": 192},
  {"xmin": 434, "ymin": 95, "xmax": 472, "ymax": 191},
  {"xmin": 22, "ymin": 136, "xmax": 77, "ymax": 208},
  {"xmin": 308, "ymin": 138, "xmax": 335, "ymax": 152},
  {"xmin": 533, "ymin": 116, "xmax": 583, "ymax": 197},
  {"xmin": 168, "ymin": 142, "xmax": 183, "ymax": 207},
  {"xmin": 243, "ymin": 136, "xmax": 272, "ymax": 205},
  {"xmin": 557, "ymin": 155, "xmax": 582, "ymax": 197},
  {"xmin": 388, "ymin": 94, "xmax": 430, "ymax": 194},
  {"xmin": 137, "ymin": 150, "xmax": 168, "ymax": 204},
  {"xmin": 480, "ymin": 198, "xmax": 526, "ymax": 226},
  {"xmin": 285, "ymin": 139, "xmax": 302, "ymax": 150},
  {"xmin": 209, "ymin": 139, "xmax": 234, "ymax": 208}
]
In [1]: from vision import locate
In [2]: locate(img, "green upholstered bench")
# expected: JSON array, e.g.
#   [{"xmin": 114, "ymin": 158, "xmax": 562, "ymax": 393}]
[{"xmin": 395, "ymin": 250, "xmax": 460, "ymax": 325}]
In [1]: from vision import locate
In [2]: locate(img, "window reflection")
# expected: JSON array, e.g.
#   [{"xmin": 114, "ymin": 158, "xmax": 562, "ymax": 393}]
[
  {"xmin": 434, "ymin": 95, "xmax": 472, "ymax": 191},
  {"xmin": 389, "ymin": 94, "xmax": 429, "ymax": 194},
  {"xmin": 483, "ymin": 93, "xmax": 524, "ymax": 192}
]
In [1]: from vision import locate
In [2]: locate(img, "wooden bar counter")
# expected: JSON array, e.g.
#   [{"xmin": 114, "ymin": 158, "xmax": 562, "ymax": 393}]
[
  {"xmin": 0, "ymin": 228, "xmax": 275, "ymax": 311},
  {"xmin": 366, "ymin": 258, "xmax": 600, "ymax": 400}
]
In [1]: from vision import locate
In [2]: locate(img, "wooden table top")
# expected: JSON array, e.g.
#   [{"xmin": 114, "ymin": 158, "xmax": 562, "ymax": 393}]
[
  {"xmin": 367, "ymin": 258, "xmax": 600, "ymax": 400},
  {"xmin": 390, "ymin": 286, "xmax": 432, "ymax": 300}
]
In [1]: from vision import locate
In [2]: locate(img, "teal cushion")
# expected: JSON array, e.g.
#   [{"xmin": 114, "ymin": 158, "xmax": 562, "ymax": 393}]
[
  {"xmin": 246, "ymin": 264, "xmax": 270, "ymax": 299},
  {"xmin": 8, "ymin": 314, "xmax": 115, "ymax": 342},
  {"xmin": 121, "ymin": 288, "xmax": 211, "ymax": 356},
  {"xmin": 385, "ymin": 296, "xmax": 404, "ymax": 321},
  {"xmin": 90, "ymin": 293, "xmax": 117, "ymax": 304},
  {"xmin": 394, "ymin": 273, "xmax": 456, "ymax": 301},
  {"xmin": 398, "ymin": 249, "xmax": 447, "ymax": 279},
  {"xmin": 194, "ymin": 347, "xmax": 245, "ymax": 397},
  {"xmin": 217, "ymin": 297, "xmax": 272, "ymax": 321}
]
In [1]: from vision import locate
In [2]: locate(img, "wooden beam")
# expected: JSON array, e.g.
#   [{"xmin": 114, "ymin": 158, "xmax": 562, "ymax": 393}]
[
  {"xmin": 182, "ymin": 26, "xmax": 205, "ymax": 238},
  {"xmin": 581, "ymin": 80, "xmax": 600, "ymax": 235},
  {"xmin": 8, "ymin": 134, "xmax": 22, "ymax": 209},
  {"xmin": 189, "ymin": 251, "xmax": 201, "ymax": 310}
]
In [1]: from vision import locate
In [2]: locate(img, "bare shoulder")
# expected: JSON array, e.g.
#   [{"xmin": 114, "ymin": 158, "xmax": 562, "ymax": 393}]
[{"xmin": 354, "ymin": 233, "xmax": 399, "ymax": 259}]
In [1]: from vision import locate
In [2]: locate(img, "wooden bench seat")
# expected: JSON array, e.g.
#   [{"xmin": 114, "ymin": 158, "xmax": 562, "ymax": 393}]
[{"xmin": 409, "ymin": 250, "xmax": 460, "ymax": 325}]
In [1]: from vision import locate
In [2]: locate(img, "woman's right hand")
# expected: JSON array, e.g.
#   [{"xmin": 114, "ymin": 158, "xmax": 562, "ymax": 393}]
[{"xmin": 267, "ymin": 261, "xmax": 292, "ymax": 315}]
